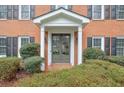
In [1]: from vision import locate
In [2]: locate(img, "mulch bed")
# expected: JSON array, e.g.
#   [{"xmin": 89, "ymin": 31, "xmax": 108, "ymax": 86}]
[{"xmin": 0, "ymin": 71, "xmax": 30, "ymax": 87}]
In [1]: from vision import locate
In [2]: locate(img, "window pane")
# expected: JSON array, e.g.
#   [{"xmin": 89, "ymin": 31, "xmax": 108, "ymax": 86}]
[
  {"xmin": 117, "ymin": 5, "xmax": 124, "ymax": 19},
  {"xmin": 0, "ymin": 5, "xmax": 7, "ymax": 19},
  {"xmin": 93, "ymin": 5, "xmax": 101, "ymax": 19},
  {"xmin": 21, "ymin": 38, "xmax": 29, "ymax": 47},
  {"xmin": 93, "ymin": 38, "xmax": 101, "ymax": 49},
  {"xmin": 116, "ymin": 39, "xmax": 124, "ymax": 56},
  {"xmin": 21, "ymin": 5, "xmax": 30, "ymax": 19},
  {"xmin": 0, "ymin": 37, "xmax": 6, "ymax": 56}
]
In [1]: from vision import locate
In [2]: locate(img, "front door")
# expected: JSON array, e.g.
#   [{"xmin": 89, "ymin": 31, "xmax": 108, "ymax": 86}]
[{"xmin": 52, "ymin": 34, "xmax": 70, "ymax": 63}]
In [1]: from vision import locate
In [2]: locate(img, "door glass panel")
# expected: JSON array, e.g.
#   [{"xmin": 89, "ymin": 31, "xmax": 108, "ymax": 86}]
[{"xmin": 52, "ymin": 34, "xmax": 70, "ymax": 63}]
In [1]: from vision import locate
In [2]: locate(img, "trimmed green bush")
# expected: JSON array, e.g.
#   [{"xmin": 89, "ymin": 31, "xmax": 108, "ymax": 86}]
[
  {"xmin": 20, "ymin": 43, "xmax": 40, "ymax": 59},
  {"xmin": 83, "ymin": 48, "xmax": 105, "ymax": 60},
  {"xmin": 104, "ymin": 56, "xmax": 124, "ymax": 66},
  {"xmin": 24, "ymin": 56, "xmax": 43, "ymax": 73},
  {"xmin": 0, "ymin": 57, "xmax": 20, "ymax": 81},
  {"xmin": 16, "ymin": 60, "xmax": 124, "ymax": 87}
]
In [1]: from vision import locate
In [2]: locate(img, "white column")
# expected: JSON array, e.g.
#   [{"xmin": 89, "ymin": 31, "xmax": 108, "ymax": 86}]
[
  {"xmin": 78, "ymin": 26, "xmax": 83, "ymax": 65},
  {"xmin": 40, "ymin": 25, "xmax": 45, "ymax": 58},
  {"xmin": 70, "ymin": 32, "xmax": 74, "ymax": 66}
]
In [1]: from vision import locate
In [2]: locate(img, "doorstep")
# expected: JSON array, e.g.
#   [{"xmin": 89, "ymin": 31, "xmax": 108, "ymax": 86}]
[{"xmin": 48, "ymin": 63, "xmax": 72, "ymax": 71}]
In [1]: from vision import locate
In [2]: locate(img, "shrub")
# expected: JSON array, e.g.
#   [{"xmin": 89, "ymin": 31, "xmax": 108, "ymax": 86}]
[
  {"xmin": 0, "ymin": 57, "xmax": 20, "ymax": 81},
  {"xmin": 104, "ymin": 56, "xmax": 124, "ymax": 66},
  {"xmin": 20, "ymin": 43, "xmax": 40, "ymax": 59},
  {"xmin": 24, "ymin": 56, "xmax": 44, "ymax": 73},
  {"xmin": 83, "ymin": 48, "xmax": 105, "ymax": 60},
  {"xmin": 16, "ymin": 60, "xmax": 124, "ymax": 87}
]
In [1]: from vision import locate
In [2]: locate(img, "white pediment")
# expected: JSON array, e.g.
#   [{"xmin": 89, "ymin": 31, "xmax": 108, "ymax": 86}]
[{"xmin": 33, "ymin": 8, "xmax": 90, "ymax": 25}]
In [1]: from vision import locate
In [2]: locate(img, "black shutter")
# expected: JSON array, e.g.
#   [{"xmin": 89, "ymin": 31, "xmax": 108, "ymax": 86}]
[
  {"xmin": 105, "ymin": 37, "xmax": 110, "ymax": 55},
  {"xmin": 13, "ymin": 37, "xmax": 18, "ymax": 56},
  {"xmin": 111, "ymin": 37, "xmax": 116, "ymax": 56},
  {"xmin": 111, "ymin": 5, "xmax": 116, "ymax": 19},
  {"xmin": 104, "ymin": 5, "xmax": 110, "ymax": 19},
  {"xmin": 7, "ymin": 5, "xmax": 12, "ymax": 19},
  {"xmin": 87, "ymin": 5, "xmax": 92, "ymax": 19},
  {"xmin": 87, "ymin": 37, "xmax": 92, "ymax": 48},
  {"xmin": 30, "ymin": 37, "xmax": 35, "ymax": 43},
  {"xmin": 30, "ymin": 5, "xmax": 35, "ymax": 19},
  {"xmin": 68, "ymin": 5, "xmax": 72, "ymax": 10},
  {"xmin": 13, "ymin": 5, "xmax": 19, "ymax": 19},
  {"xmin": 6, "ymin": 37, "xmax": 13, "ymax": 56},
  {"xmin": 51, "ymin": 5, "xmax": 56, "ymax": 11}
]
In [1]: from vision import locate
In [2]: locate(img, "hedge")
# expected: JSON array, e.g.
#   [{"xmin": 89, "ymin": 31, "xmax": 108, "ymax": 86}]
[
  {"xmin": 24, "ymin": 56, "xmax": 44, "ymax": 73},
  {"xmin": 0, "ymin": 57, "xmax": 21, "ymax": 81},
  {"xmin": 104, "ymin": 56, "xmax": 124, "ymax": 66}
]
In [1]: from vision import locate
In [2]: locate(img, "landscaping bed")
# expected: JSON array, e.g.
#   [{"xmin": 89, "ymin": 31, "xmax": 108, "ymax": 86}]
[{"xmin": 15, "ymin": 60, "xmax": 124, "ymax": 87}]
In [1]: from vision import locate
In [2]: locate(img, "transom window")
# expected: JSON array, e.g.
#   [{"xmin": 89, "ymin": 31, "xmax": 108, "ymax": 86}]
[
  {"xmin": 0, "ymin": 5, "xmax": 7, "ymax": 19},
  {"xmin": 21, "ymin": 5, "xmax": 30, "ymax": 19},
  {"xmin": 116, "ymin": 5, "xmax": 124, "ymax": 19},
  {"xmin": 116, "ymin": 38, "xmax": 124, "ymax": 56},
  {"xmin": 0, "ymin": 37, "xmax": 6, "ymax": 57},
  {"xmin": 92, "ymin": 5, "xmax": 103, "ymax": 20}
]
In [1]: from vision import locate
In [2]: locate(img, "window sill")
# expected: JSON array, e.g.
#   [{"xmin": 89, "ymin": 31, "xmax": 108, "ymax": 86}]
[
  {"xmin": 0, "ymin": 55, "xmax": 6, "ymax": 57},
  {"xmin": 0, "ymin": 19, "xmax": 7, "ymax": 21},
  {"xmin": 92, "ymin": 19, "xmax": 104, "ymax": 21},
  {"xmin": 116, "ymin": 19, "xmax": 124, "ymax": 21}
]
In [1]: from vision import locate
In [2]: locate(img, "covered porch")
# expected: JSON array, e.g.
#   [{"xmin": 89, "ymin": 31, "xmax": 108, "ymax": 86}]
[{"xmin": 33, "ymin": 8, "xmax": 90, "ymax": 71}]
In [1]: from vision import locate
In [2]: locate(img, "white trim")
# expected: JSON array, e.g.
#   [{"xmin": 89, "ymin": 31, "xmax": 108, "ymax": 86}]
[
  {"xmin": 33, "ymin": 8, "xmax": 90, "ymax": 24},
  {"xmin": 44, "ymin": 24, "xmax": 80, "ymax": 27},
  {"xmin": 78, "ymin": 26, "xmax": 83, "ymax": 64},
  {"xmin": 18, "ymin": 36, "xmax": 30, "ymax": 58},
  {"xmin": 55, "ymin": 5, "xmax": 69, "ymax": 9},
  {"xmin": 47, "ymin": 28, "xmax": 75, "ymax": 66},
  {"xmin": 92, "ymin": 5, "xmax": 104, "ymax": 20},
  {"xmin": 19, "ymin": 5, "xmax": 30, "ymax": 20},
  {"xmin": 92, "ymin": 36, "xmax": 104, "ymax": 51},
  {"xmin": 40, "ymin": 25, "xmax": 45, "ymax": 58}
]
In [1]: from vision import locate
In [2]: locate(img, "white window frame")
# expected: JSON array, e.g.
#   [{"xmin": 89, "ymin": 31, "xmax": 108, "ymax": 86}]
[
  {"xmin": 18, "ymin": 36, "xmax": 30, "ymax": 57},
  {"xmin": 92, "ymin": 5, "xmax": 104, "ymax": 20},
  {"xmin": 0, "ymin": 36, "xmax": 7, "ymax": 57},
  {"xmin": 92, "ymin": 37, "xmax": 104, "ymax": 51},
  {"xmin": 19, "ymin": 5, "xmax": 30, "ymax": 20},
  {"xmin": 55, "ymin": 5, "xmax": 69, "ymax": 9}
]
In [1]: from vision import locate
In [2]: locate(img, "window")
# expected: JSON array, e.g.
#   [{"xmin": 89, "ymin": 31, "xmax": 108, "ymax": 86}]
[
  {"xmin": 0, "ymin": 37, "xmax": 6, "ymax": 57},
  {"xmin": 0, "ymin": 5, "xmax": 7, "ymax": 19},
  {"xmin": 92, "ymin": 5, "xmax": 104, "ymax": 20},
  {"xmin": 92, "ymin": 37, "xmax": 104, "ymax": 51},
  {"xmin": 20, "ymin": 5, "xmax": 30, "ymax": 19},
  {"xmin": 21, "ymin": 37, "xmax": 30, "ymax": 47},
  {"xmin": 116, "ymin": 5, "xmax": 124, "ymax": 19},
  {"xmin": 116, "ymin": 38, "xmax": 124, "ymax": 56}
]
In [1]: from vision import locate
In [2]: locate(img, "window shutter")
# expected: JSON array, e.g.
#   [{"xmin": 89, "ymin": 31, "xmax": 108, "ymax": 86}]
[
  {"xmin": 68, "ymin": 5, "xmax": 72, "ymax": 10},
  {"xmin": 7, "ymin": 5, "xmax": 12, "ymax": 19},
  {"xmin": 13, "ymin": 5, "xmax": 19, "ymax": 19},
  {"xmin": 87, "ymin": 5, "xmax": 92, "ymax": 19},
  {"xmin": 105, "ymin": 37, "xmax": 110, "ymax": 55},
  {"xmin": 13, "ymin": 37, "xmax": 18, "ymax": 56},
  {"xmin": 104, "ymin": 5, "xmax": 110, "ymax": 19},
  {"xmin": 51, "ymin": 5, "xmax": 56, "ymax": 11},
  {"xmin": 30, "ymin": 37, "xmax": 35, "ymax": 43},
  {"xmin": 111, "ymin": 5, "xmax": 116, "ymax": 19},
  {"xmin": 111, "ymin": 37, "xmax": 116, "ymax": 56},
  {"xmin": 87, "ymin": 37, "xmax": 92, "ymax": 48},
  {"xmin": 30, "ymin": 5, "xmax": 35, "ymax": 19},
  {"xmin": 6, "ymin": 37, "xmax": 13, "ymax": 56}
]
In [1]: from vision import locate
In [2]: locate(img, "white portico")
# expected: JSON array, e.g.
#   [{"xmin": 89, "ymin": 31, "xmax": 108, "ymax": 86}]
[{"xmin": 33, "ymin": 8, "xmax": 90, "ymax": 71}]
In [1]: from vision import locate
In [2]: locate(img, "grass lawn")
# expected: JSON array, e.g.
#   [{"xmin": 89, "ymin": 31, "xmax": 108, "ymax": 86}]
[{"xmin": 15, "ymin": 60, "xmax": 124, "ymax": 87}]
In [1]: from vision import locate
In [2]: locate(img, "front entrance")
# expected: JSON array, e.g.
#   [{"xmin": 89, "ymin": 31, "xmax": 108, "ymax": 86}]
[{"xmin": 52, "ymin": 34, "xmax": 70, "ymax": 63}]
